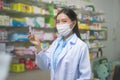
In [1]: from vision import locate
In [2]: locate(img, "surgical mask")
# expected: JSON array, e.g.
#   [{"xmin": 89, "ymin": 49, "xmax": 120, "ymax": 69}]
[{"xmin": 56, "ymin": 24, "xmax": 72, "ymax": 36}]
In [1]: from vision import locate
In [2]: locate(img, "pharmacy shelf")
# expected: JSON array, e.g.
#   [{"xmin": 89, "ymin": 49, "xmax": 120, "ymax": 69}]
[
  {"xmin": 33, "ymin": 27, "xmax": 57, "ymax": 32},
  {"xmin": 0, "ymin": 25, "xmax": 27, "ymax": 28},
  {"xmin": 12, "ymin": 53, "xmax": 35, "ymax": 58},
  {"xmin": 9, "ymin": 69, "xmax": 40, "ymax": 76},
  {"xmin": 79, "ymin": 20, "xmax": 105, "ymax": 24},
  {"xmin": 82, "ymin": 39, "xmax": 106, "ymax": 41},
  {"xmin": 79, "ymin": 9, "xmax": 104, "ymax": 16},
  {"xmin": 0, "ymin": 26, "xmax": 29, "ymax": 33},
  {"xmin": 0, "ymin": 40, "xmax": 9, "ymax": 43},
  {"xmin": 0, "ymin": 25, "xmax": 56, "ymax": 31},
  {"xmin": 0, "ymin": 40, "xmax": 53, "ymax": 43},
  {"xmin": 89, "ymin": 46, "xmax": 105, "ymax": 49},
  {"xmin": 0, "ymin": 26, "xmax": 28, "ymax": 30},
  {"xmin": 12, "ymin": 0, "xmax": 51, "ymax": 8},
  {"xmin": 0, "ymin": 9, "xmax": 51, "ymax": 17},
  {"xmin": 80, "ymin": 29, "xmax": 107, "ymax": 31},
  {"xmin": 79, "ymin": 26, "xmax": 107, "ymax": 31},
  {"xmin": 0, "ymin": 40, "xmax": 28, "ymax": 43}
]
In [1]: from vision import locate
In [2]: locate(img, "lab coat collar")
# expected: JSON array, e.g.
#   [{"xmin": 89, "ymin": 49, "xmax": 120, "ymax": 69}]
[
  {"xmin": 63, "ymin": 33, "xmax": 77, "ymax": 45},
  {"xmin": 58, "ymin": 33, "xmax": 75, "ymax": 48},
  {"xmin": 57, "ymin": 33, "xmax": 77, "ymax": 45}
]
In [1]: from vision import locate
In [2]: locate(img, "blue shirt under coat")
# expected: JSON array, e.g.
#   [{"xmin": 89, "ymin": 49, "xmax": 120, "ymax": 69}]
[{"xmin": 53, "ymin": 34, "xmax": 74, "ymax": 69}]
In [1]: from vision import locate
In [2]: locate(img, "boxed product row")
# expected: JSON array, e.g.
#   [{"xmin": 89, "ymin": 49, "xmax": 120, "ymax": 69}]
[
  {"xmin": 6, "ymin": 45, "xmax": 35, "ymax": 55},
  {"xmin": 85, "ymin": 40, "xmax": 104, "ymax": 49},
  {"xmin": 13, "ymin": 46, "xmax": 36, "ymax": 56},
  {"xmin": 0, "ymin": 15, "xmax": 55, "ymax": 28},
  {"xmin": 1, "ymin": 41, "xmax": 49, "ymax": 56},
  {"xmin": 78, "ymin": 14, "xmax": 105, "ymax": 23},
  {"xmin": 34, "ymin": 30, "xmax": 57, "ymax": 41},
  {"xmin": 78, "ymin": 22, "xmax": 102, "ymax": 30},
  {"xmin": 0, "ymin": 0, "xmax": 60, "ymax": 16},
  {"xmin": 10, "ymin": 58, "xmax": 38, "ymax": 72},
  {"xmin": 0, "ymin": 29, "xmax": 57, "ymax": 42},
  {"xmin": 10, "ymin": 43, "xmax": 49, "ymax": 55},
  {"xmin": 0, "ymin": 1, "xmax": 46, "ymax": 15},
  {"xmin": 80, "ymin": 30, "xmax": 105, "ymax": 40},
  {"xmin": 8, "ymin": 31, "xmax": 57, "ymax": 42}
]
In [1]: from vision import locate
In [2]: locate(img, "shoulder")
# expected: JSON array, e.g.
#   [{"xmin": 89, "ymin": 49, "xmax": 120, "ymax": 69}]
[
  {"xmin": 70, "ymin": 33, "xmax": 88, "ymax": 49},
  {"xmin": 76, "ymin": 37, "xmax": 88, "ymax": 49}
]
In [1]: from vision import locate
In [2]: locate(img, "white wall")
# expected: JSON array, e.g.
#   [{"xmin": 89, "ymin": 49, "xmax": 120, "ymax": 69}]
[{"xmin": 92, "ymin": 0, "xmax": 120, "ymax": 60}]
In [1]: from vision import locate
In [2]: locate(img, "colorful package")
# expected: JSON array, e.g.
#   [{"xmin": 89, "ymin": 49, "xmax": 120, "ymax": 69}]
[{"xmin": 10, "ymin": 63, "xmax": 25, "ymax": 72}]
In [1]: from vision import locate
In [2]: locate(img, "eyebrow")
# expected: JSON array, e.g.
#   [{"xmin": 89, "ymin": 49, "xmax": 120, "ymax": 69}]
[{"xmin": 56, "ymin": 18, "xmax": 69, "ymax": 21}]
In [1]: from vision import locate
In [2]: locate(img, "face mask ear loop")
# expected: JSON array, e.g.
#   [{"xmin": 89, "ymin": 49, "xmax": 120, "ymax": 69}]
[
  {"xmin": 71, "ymin": 20, "xmax": 76, "ymax": 29},
  {"xmin": 71, "ymin": 23, "xmax": 75, "ymax": 30}
]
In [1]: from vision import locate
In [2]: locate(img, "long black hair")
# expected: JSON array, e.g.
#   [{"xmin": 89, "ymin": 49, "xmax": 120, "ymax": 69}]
[{"xmin": 55, "ymin": 8, "xmax": 81, "ymax": 39}]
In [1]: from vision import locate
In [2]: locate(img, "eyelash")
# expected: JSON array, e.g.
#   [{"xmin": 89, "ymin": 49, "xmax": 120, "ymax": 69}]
[
  {"xmin": 63, "ymin": 21, "xmax": 67, "ymax": 22},
  {"xmin": 56, "ymin": 21, "xmax": 67, "ymax": 23}
]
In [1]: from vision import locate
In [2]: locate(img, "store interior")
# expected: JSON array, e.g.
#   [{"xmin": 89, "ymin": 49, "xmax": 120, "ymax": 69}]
[{"xmin": 0, "ymin": 0, "xmax": 120, "ymax": 80}]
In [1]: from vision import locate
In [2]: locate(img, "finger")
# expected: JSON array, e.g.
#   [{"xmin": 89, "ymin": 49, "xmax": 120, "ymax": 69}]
[{"xmin": 28, "ymin": 35, "xmax": 34, "ymax": 39}]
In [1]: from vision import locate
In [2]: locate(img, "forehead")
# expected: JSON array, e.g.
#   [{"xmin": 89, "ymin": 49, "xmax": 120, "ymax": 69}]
[{"xmin": 56, "ymin": 13, "xmax": 70, "ymax": 20}]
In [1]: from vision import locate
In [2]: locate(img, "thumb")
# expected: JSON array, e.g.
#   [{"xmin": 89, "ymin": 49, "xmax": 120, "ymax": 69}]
[{"xmin": 33, "ymin": 35, "xmax": 39, "ymax": 41}]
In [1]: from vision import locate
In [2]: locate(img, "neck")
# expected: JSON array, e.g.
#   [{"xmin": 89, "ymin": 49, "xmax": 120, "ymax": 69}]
[{"xmin": 63, "ymin": 32, "xmax": 73, "ymax": 40}]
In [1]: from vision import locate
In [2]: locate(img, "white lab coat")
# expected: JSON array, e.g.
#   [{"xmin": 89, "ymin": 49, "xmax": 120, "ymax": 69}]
[{"xmin": 35, "ymin": 33, "xmax": 91, "ymax": 80}]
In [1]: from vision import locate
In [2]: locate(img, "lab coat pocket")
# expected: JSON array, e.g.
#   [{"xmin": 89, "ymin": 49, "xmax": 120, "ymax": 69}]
[{"xmin": 64, "ymin": 59, "xmax": 75, "ymax": 80}]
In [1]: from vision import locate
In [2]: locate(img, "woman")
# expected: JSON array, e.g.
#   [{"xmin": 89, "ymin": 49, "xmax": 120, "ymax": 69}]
[{"xmin": 28, "ymin": 8, "xmax": 91, "ymax": 80}]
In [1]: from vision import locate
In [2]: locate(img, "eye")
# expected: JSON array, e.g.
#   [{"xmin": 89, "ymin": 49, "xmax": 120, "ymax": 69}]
[
  {"xmin": 63, "ymin": 20, "xmax": 67, "ymax": 22},
  {"xmin": 62, "ymin": 20, "xmax": 67, "ymax": 23},
  {"xmin": 56, "ymin": 20, "xmax": 60, "ymax": 24}
]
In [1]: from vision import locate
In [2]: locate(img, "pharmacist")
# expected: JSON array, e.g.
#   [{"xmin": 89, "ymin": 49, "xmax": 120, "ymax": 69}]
[{"xmin": 28, "ymin": 8, "xmax": 91, "ymax": 80}]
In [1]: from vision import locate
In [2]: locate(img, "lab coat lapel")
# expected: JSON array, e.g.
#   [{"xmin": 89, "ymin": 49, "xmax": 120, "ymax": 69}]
[
  {"xmin": 56, "ymin": 34, "xmax": 77, "ymax": 66},
  {"xmin": 51, "ymin": 37, "xmax": 62, "ymax": 69}
]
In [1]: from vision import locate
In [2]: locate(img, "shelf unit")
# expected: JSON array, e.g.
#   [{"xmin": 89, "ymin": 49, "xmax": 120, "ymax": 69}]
[
  {"xmin": 0, "ymin": 0, "xmax": 56, "ymax": 74},
  {"xmin": 78, "ymin": 7, "xmax": 108, "ymax": 80},
  {"xmin": 78, "ymin": 8, "xmax": 107, "ymax": 60}
]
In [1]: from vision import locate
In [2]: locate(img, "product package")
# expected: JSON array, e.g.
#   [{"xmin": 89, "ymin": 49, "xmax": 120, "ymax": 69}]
[
  {"xmin": 11, "ymin": 18, "xmax": 27, "ymax": 27},
  {"xmin": 10, "ymin": 63, "xmax": 25, "ymax": 72},
  {"xmin": 8, "ymin": 33, "xmax": 28, "ymax": 41},
  {"xmin": 11, "ymin": 3, "xmax": 32, "ymax": 13},
  {"xmin": 0, "ymin": 15, "xmax": 10, "ymax": 26}
]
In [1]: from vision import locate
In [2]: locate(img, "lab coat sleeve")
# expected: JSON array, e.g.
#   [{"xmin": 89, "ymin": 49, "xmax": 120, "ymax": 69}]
[
  {"xmin": 35, "ymin": 50, "xmax": 51, "ymax": 70},
  {"xmin": 35, "ymin": 41, "xmax": 55, "ymax": 70},
  {"xmin": 77, "ymin": 44, "xmax": 92, "ymax": 80}
]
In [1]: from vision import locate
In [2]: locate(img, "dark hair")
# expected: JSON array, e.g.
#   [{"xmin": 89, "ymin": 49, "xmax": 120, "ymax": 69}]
[
  {"xmin": 113, "ymin": 65, "xmax": 120, "ymax": 80},
  {"xmin": 55, "ymin": 8, "xmax": 81, "ymax": 39}
]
